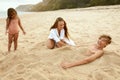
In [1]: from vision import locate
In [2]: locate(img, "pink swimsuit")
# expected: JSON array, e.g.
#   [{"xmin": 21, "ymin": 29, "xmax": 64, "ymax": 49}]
[{"xmin": 8, "ymin": 18, "xmax": 19, "ymax": 34}]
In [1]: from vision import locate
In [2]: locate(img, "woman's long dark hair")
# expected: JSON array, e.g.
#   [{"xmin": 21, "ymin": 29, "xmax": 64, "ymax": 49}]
[{"xmin": 50, "ymin": 17, "xmax": 69, "ymax": 39}]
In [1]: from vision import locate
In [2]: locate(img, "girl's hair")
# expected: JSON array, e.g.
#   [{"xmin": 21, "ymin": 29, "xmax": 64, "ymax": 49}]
[
  {"xmin": 7, "ymin": 8, "xmax": 17, "ymax": 20},
  {"xmin": 50, "ymin": 17, "xmax": 69, "ymax": 38},
  {"xmin": 99, "ymin": 34, "xmax": 112, "ymax": 44}
]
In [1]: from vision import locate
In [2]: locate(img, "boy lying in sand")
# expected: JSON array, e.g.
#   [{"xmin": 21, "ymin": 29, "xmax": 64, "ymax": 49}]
[{"xmin": 61, "ymin": 35, "xmax": 112, "ymax": 69}]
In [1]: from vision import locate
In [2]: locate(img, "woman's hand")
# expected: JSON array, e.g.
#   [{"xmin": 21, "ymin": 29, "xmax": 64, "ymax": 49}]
[{"xmin": 56, "ymin": 41, "xmax": 66, "ymax": 47}]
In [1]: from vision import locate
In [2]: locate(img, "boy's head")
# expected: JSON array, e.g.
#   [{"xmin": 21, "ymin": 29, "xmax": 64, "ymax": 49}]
[{"xmin": 98, "ymin": 35, "xmax": 112, "ymax": 48}]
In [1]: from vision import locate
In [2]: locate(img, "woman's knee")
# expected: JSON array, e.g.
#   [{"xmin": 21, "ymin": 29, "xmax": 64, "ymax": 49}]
[
  {"xmin": 46, "ymin": 39, "xmax": 55, "ymax": 49},
  {"xmin": 47, "ymin": 45, "xmax": 54, "ymax": 49}
]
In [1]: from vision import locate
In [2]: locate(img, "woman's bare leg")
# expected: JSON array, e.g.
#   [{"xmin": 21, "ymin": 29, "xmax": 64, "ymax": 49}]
[
  {"xmin": 46, "ymin": 39, "xmax": 55, "ymax": 49},
  {"xmin": 14, "ymin": 33, "xmax": 19, "ymax": 51}
]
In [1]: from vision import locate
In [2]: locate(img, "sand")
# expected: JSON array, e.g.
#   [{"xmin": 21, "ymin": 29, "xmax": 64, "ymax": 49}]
[{"xmin": 0, "ymin": 5, "xmax": 120, "ymax": 80}]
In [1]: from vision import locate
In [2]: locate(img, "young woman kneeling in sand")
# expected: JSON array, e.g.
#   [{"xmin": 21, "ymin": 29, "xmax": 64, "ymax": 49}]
[
  {"xmin": 61, "ymin": 35, "xmax": 112, "ymax": 69},
  {"xmin": 47, "ymin": 17, "xmax": 75, "ymax": 49}
]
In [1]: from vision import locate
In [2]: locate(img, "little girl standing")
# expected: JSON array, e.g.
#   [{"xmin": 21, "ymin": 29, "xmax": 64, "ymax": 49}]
[{"xmin": 6, "ymin": 8, "xmax": 26, "ymax": 52}]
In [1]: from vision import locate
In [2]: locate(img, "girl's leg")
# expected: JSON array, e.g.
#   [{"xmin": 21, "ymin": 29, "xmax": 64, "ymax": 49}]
[
  {"xmin": 14, "ymin": 33, "xmax": 19, "ymax": 51},
  {"xmin": 8, "ymin": 34, "xmax": 13, "ymax": 52},
  {"xmin": 46, "ymin": 39, "xmax": 55, "ymax": 49}
]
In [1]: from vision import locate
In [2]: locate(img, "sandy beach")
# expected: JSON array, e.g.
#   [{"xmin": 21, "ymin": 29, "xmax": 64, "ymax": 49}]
[{"xmin": 0, "ymin": 5, "xmax": 120, "ymax": 80}]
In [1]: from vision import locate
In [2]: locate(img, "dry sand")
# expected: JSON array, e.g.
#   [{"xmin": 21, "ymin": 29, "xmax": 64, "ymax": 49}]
[{"xmin": 0, "ymin": 5, "xmax": 120, "ymax": 80}]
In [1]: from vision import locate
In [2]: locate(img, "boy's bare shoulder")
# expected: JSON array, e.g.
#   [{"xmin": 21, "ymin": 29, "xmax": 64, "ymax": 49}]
[{"xmin": 96, "ymin": 50, "xmax": 104, "ymax": 56}]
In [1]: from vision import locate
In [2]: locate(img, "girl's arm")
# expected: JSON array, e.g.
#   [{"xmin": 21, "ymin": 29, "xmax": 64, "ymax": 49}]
[
  {"xmin": 61, "ymin": 50, "xmax": 103, "ymax": 69},
  {"xmin": 6, "ymin": 19, "xmax": 9, "ymax": 34},
  {"xmin": 18, "ymin": 18, "xmax": 26, "ymax": 34}
]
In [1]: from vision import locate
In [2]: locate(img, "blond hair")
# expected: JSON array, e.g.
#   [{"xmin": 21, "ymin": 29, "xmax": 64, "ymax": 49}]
[{"xmin": 99, "ymin": 35, "xmax": 112, "ymax": 44}]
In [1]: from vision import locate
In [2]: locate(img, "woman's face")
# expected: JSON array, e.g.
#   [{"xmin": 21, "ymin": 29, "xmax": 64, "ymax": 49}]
[
  {"xmin": 57, "ymin": 21, "xmax": 64, "ymax": 31},
  {"xmin": 98, "ymin": 38, "xmax": 108, "ymax": 48}
]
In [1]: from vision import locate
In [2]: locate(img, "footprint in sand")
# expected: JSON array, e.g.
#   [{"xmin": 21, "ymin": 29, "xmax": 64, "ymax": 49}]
[
  {"xmin": 15, "ymin": 64, "xmax": 26, "ymax": 74},
  {"xmin": 55, "ymin": 46, "xmax": 72, "ymax": 51},
  {"xmin": 16, "ymin": 78, "xmax": 24, "ymax": 80}
]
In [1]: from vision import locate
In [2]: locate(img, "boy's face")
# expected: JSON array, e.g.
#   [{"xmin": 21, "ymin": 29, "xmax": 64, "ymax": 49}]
[
  {"xmin": 98, "ymin": 38, "xmax": 109, "ymax": 48},
  {"xmin": 57, "ymin": 21, "xmax": 64, "ymax": 31}
]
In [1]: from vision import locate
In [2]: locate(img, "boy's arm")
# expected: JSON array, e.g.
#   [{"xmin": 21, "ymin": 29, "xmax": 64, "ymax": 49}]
[
  {"xmin": 61, "ymin": 50, "xmax": 104, "ymax": 69},
  {"xmin": 18, "ymin": 18, "xmax": 26, "ymax": 34}
]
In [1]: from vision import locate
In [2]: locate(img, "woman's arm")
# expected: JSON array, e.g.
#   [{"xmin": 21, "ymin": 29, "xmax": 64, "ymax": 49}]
[
  {"xmin": 56, "ymin": 40, "xmax": 66, "ymax": 47},
  {"xmin": 61, "ymin": 50, "xmax": 104, "ymax": 69},
  {"xmin": 60, "ymin": 29, "xmax": 65, "ymax": 40}
]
